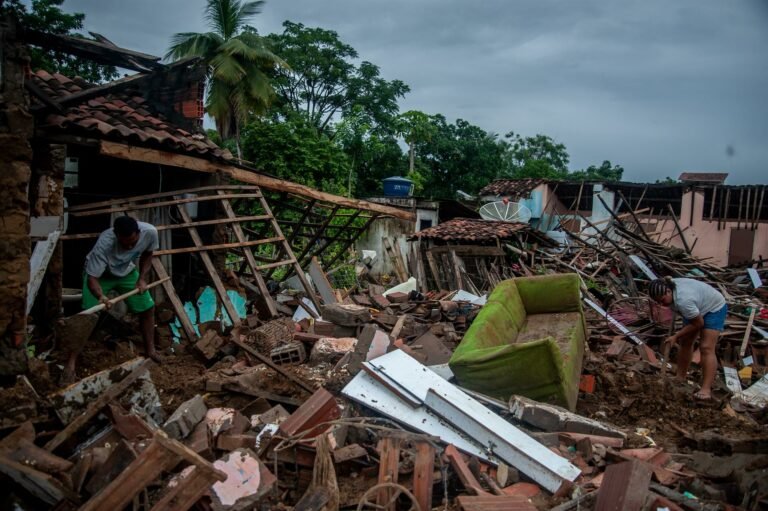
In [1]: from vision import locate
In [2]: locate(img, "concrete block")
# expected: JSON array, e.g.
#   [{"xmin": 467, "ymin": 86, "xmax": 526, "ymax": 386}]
[
  {"xmin": 163, "ymin": 394, "xmax": 207, "ymax": 440},
  {"xmin": 508, "ymin": 395, "xmax": 626, "ymax": 439},
  {"xmin": 309, "ymin": 337, "xmax": 357, "ymax": 365},
  {"xmin": 320, "ymin": 303, "xmax": 371, "ymax": 326}
]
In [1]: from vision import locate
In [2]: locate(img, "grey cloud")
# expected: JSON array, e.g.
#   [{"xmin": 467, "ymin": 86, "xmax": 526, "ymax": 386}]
[{"xmin": 61, "ymin": 0, "xmax": 768, "ymax": 183}]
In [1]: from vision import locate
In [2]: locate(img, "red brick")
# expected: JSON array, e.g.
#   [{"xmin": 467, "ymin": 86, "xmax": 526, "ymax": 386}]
[{"xmin": 278, "ymin": 388, "xmax": 340, "ymax": 438}]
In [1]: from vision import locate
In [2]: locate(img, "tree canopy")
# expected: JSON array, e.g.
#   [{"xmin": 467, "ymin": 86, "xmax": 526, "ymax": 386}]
[
  {"xmin": 265, "ymin": 21, "xmax": 409, "ymax": 137},
  {"xmin": 1, "ymin": 0, "xmax": 118, "ymax": 83}
]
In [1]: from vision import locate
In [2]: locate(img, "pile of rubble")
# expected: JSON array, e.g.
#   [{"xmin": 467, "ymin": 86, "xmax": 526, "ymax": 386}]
[{"xmin": 2, "ymin": 234, "xmax": 768, "ymax": 510}]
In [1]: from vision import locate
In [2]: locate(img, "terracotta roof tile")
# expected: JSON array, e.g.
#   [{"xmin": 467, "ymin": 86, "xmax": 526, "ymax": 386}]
[
  {"xmin": 479, "ymin": 178, "xmax": 545, "ymax": 198},
  {"xmin": 31, "ymin": 70, "xmax": 230, "ymax": 161},
  {"xmin": 678, "ymin": 172, "xmax": 728, "ymax": 183},
  {"xmin": 409, "ymin": 218, "xmax": 530, "ymax": 242}
]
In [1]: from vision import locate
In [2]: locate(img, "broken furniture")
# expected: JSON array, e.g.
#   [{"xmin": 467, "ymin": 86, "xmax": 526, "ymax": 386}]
[{"xmin": 449, "ymin": 273, "xmax": 587, "ymax": 411}]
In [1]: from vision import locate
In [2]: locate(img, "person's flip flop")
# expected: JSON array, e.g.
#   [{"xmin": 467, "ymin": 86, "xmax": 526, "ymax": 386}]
[{"xmin": 693, "ymin": 391, "xmax": 713, "ymax": 401}]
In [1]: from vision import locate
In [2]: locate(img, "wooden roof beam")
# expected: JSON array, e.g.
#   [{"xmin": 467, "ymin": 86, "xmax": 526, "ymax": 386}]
[
  {"xmin": 21, "ymin": 29, "xmax": 161, "ymax": 73},
  {"xmin": 99, "ymin": 141, "xmax": 416, "ymax": 221}
]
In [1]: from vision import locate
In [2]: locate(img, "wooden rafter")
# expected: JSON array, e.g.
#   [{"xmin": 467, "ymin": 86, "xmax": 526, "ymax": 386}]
[{"xmin": 99, "ymin": 141, "xmax": 416, "ymax": 221}]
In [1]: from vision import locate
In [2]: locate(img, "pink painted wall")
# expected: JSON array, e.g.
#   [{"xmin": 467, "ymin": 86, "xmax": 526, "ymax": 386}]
[{"xmin": 648, "ymin": 190, "xmax": 768, "ymax": 267}]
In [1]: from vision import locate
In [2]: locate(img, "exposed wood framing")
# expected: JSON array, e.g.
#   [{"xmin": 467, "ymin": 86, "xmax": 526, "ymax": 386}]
[{"xmin": 98, "ymin": 141, "xmax": 415, "ymax": 220}]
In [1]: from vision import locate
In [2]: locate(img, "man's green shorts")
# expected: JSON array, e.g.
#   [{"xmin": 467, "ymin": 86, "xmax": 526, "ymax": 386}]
[{"xmin": 82, "ymin": 269, "xmax": 154, "ymax": 313}]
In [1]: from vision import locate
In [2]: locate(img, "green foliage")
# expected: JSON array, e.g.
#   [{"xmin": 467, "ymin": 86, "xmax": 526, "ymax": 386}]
[
  {"xmin": 240, "ymin": 114, "xmax": 351, "ymax": 194},
  {"xmin": 569, "ymin": 160, "xmax": 624, "ymax": 182},
  {"xmin": 1, "ymin": 0, "xmax": 118, "ymax": 83},
  {"xmin": 167, "ymin": 0, "xmax": 283, "ymax": 146},
  {"xmin": 655, "ymin": 176, "xmax": 678, "ymax": 184},
  {"xmin": 414, "ymin": 115, "xmax": 507, "ymax": 199},
  {"xmin": 503, "ymin": 132, "xmax": 570, "ymax": 179},
  {"xmin": 265, "ymin": 21, "xmax": 409, "ymax": 136},
  {"xmin": 335, "ymin": 106, "xmax": 406, "ymax": 196}
]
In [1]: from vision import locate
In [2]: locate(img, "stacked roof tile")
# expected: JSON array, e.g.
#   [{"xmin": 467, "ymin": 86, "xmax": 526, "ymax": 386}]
[
  {"xmin": 32, "ymin": 70, "xmax": 230, "ymax": 160},
  {"xmin": 678, "ymin": 172, "xmax": 728, "ymax": 184},
  {"xmin": 478, "ymin": 178, "xmax": 544, "ymax": 198},
  {"xmin": 410, "ymin": 218, "xmax": 529, "ymax": 242}
]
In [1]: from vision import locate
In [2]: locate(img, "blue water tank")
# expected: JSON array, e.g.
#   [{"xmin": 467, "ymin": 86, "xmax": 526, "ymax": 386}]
[{"xmin": 382, "ymin": 176, "xmax": 414, "ymax": 197}]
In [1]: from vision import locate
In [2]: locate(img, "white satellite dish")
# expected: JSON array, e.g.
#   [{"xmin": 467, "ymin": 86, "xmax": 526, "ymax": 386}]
[{"xmin": 479, "ymin": 201, "xmax": 532, "ymax": 223}]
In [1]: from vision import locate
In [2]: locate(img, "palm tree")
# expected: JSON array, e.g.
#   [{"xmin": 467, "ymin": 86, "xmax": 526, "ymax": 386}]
[{"xmin": 166, "ymin": 0, "xmax": 283, "ymax": 158}]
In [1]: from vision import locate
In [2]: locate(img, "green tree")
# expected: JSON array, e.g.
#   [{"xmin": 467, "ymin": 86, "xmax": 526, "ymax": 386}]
[
  {"xmin": 503, "ymin": 133, "xmax": 570, "ymax": 179},
  {"xmin": 265, "ymin": 21, "xmax": 409, "ymax": 137},
  {"xmin": 240, "ymin": 113, "xmax": 350, "ymax": 194},
  {"xmin": 415, "ymin": 116, "xmax": 507, "ymax": 199},
  {"xmin": 569, "ymin": 160, "xmax": 624, "ymax": 182},
  {"xmin": 396, "ymin": 110, "xmax": 437, "ymax": 174},
  {"xmin": 1, "ymin": 0, "xmax": 118, "ymax": 83},
  {"xmin": 167, "ymin": 0, "xmax": 283, "ymax": 157}
]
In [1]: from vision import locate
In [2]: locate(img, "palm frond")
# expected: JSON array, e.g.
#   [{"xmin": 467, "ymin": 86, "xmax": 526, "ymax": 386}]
[
  {"xmin": 209, "ymin": 52, "xmax": 246, "ymax": 83},
  {"xmin": 165, "ymin": 32, "xmax": 222, "ymax": 61}
]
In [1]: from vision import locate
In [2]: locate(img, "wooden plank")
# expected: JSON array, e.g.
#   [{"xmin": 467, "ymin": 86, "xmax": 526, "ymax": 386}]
[
  {"xmin": 444, "ymin": 445, "xmax": 492, "ymax": 496},
  {"xmin": 79, "ymin": 436, "xmax": 177, "ymax": 511},
  {"xmin": 594, "ymin": 459, "xmax": 652, "ymax": 511},
  {"xmin": 99, "ymin": 141, "xmax": 415, "ymax": 220},
  {"xmin": 413, "ymin": 441, "xmax": 435, "ymax": 511},
  {"xmin": 68, "ymin": 193, "xmax": 262, "ymax": 217},
  {"xmin": 60, "ymin": 215, "xmax": 272, "ymax": 241},
  {"xmin": 0, "ymin": 453, "xmax": 79, "ymax": 506},
  {"xmin": 456, "ymin": 495, "xmax": 537, "ymax": 511},
  {"xmin": 66, "ymin": 185, "xmax": 260, "ymax": 212},
  {"xmin": 308, "ymin": 257, "xmax": 338, "ymax": 305},
  {"xmin": 740, "ymin": 307, "xmax": 757, "ymax": 358},
  {"xmin": 152, "ymin": 259, "xmax": 197, "ymax": 341},
  {"xmin": 425, "ymin": 250, "xmax": 443, "ymax": 290},
  {"xmin": 293, "ymin": 488, "xmax": 330, "ymax": 511},
  {"xmin": 26, "ymin": 229, "xmax": 61, "ymax": 315},
  {"xmin": 667, "ymin": 204, "xmax": 692, "ymax": 254},
  {"xmin": 150, "ymin": 466, "xmax": 220, "ymax": 511},
  {"xmin": 176, "ymin": 204, "xmax": 242, "ymax": 327},
  {"xmin": 217, "ymin": 191, "xmax": 279, "ymax": 318},
  {"xmin": 377, "ymin": 436, "xmax": 402, "ymax": 511},
  {"xmin": 256, "ymin": 196, "xmax": 321, "ymax": 310},
  {"xmin": 383, "ymin": 237, "xmax": 408, "ymax": 282},
  {"xmin": 450, "ymin": 249, "xmax": 465, "ymax": 290},
  {"xmin": 45, "ymin": 359, "xmax": 151, "ymax": 452}
]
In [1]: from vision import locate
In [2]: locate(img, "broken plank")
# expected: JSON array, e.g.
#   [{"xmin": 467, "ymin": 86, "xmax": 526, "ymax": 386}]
[
  {"xmin": 150, "ymin": 466, "xmax": 222, "ymax": 511},
  {"xmin": 0, "ymin": 453, "xmax": 79, "ymax": 506},
  {"xmin": 152, "ymin": 258, "xmax": 197, "ymax": 341},
  {"xmin": 176, "ymin": 203, "xmax": 242, "ymax": 327},
  {"xmin": 377, "ymin": 436, "xmax": 402, "ymax": 511},
  {"xmin": 45, "ymin": 358, "xmax": 152, "ymax": 452},
  {"xmin": 217, "ymin": 191, "xmax": 279, "ymax": 318},
  {"xmin": 413, "ymin": 441, "xmax": 436, "ymax": 511},
  {"xmin": 308, "ymin": 256, "xmax": 338, "ymax": 305}
]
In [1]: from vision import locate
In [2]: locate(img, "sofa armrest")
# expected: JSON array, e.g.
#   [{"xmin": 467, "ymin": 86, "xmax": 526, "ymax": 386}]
[{"xmin": 515, "ymin": 273, "xmax": 582, "ymax": 314}]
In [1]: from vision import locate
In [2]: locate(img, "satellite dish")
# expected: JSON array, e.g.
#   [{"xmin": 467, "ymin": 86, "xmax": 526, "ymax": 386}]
[{"xmin": 479, "ymin": 201, "xmax": 532, "ymax": 223}]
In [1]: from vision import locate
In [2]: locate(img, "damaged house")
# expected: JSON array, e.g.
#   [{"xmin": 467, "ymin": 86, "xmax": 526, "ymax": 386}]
[{"xmin": 2, "ymin": 12, "xmax": 768, "ymax": 511}]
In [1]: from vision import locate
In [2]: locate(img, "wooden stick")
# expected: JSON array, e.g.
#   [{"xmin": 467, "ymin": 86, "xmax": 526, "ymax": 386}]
[
  {"xmin": 739, "ymin": 307, "xmax": 757, "ymax": 358},
  {"xmin": 79, "ymin": 277, "xmax": 170, "ymax": 315}
]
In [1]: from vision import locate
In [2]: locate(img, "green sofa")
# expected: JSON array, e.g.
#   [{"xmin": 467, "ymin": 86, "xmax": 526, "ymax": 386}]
[{"xmin": 449, "ymin": 273, "xmax": 587, "ymax": 411}]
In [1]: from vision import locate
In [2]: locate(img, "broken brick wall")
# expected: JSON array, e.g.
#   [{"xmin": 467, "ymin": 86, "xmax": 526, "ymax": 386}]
[
  {"xmin": 31, "ymin": 143, "xmax": 65, "ymax": 325},
  {"xmin": 0, "ymin": 15, "xmax": 33, "ymax": 374}
]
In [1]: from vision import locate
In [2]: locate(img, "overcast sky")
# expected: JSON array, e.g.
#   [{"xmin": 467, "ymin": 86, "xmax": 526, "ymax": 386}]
[{"xmin": 63, "ymin": 0, "xmax": 768, "ymax": 184}]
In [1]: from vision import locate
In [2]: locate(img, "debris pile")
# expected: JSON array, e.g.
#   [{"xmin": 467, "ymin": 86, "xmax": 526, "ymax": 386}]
[{"xmin": 2, "ymin": 257, "xmax": 765, "ymax": 511}]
